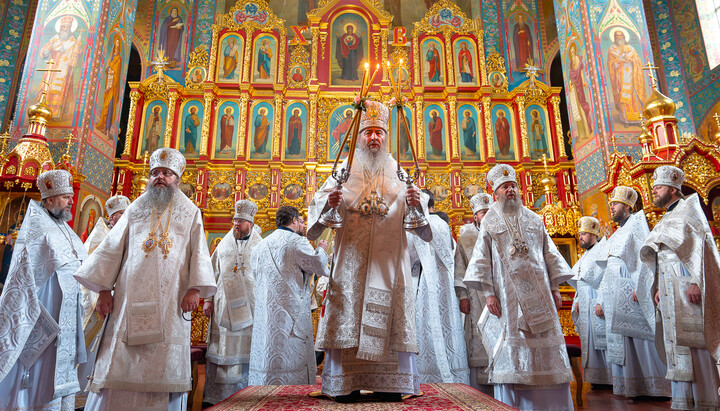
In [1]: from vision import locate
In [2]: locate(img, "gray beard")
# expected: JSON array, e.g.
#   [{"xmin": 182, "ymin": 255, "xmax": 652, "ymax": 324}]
[
  {"xmin": 498, "ymin": 196, "xmax": 522, "ymax": 216},
  {"xmin": 59, "ymin": 30, "xmax": 72, "ymax": 42},
  {"xmin": 142, "ymin": 182, "xmax": 179, "ymax": 211},
  {"xmin": 48, "ymin": 208, "xmax": 72, "ymax": 222},
  {"xmin": 354, "ymin": 143, "xmax": 391, "ymax": 175}
]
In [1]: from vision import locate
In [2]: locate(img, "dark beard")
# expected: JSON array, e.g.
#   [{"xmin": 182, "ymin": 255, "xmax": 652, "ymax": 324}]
[
  {"xmin": 142, "ymin": 182, "xmax": 179, "ymax": 211},
  {"xmin": 611, "ymin": 209, "xmax": 629, "ymax": 223},
  {"xmin": 653, "ymin": 191, "xmax": 674, "ymax": 208}
]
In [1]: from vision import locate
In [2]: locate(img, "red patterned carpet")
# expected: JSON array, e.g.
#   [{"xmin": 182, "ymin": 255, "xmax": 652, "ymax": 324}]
[{"xmin": 209, "ymin": 383, "xmax": 515, "ymax": 410}]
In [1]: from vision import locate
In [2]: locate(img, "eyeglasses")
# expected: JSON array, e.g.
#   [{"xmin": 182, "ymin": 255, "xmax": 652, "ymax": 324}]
[{"xmin": 150, "ymin": 169, "xmax": 175, "ymax": 177}]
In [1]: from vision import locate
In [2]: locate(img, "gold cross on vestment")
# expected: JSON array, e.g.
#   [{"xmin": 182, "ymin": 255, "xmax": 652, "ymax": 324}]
[
  {"xmin": 643, "ymin": 62, "xmax": 659, "ymax": 89},
  {"xmin": 713, "ymin": 112, "xmax": 720, "ymax": 128}
]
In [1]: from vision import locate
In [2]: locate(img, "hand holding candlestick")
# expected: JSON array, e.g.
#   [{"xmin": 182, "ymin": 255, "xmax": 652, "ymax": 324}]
[{"xmin": 388, "ymin": 60, "xmax": 429, "ymax": 230}]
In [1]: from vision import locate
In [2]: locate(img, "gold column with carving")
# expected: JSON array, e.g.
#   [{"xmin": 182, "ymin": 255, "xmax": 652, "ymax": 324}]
[
  {"xmin": 476, "ymin": 29, "xmax": 487, "ymax": 85},
  {"xmin": 413, "ymin": 36, "xmax": 420, "ymax": 85},
  {"xmin": 381, "ymin": 28, "xmax": 389, "ymax": 83},
  {"xmin": 242, "ymin": 36, "xmax": 252, "ymax": 84},
  {"xmin": 272, "ymin": 93, "xmax": 283, "ymax": 158},
  {"xmin": 415, "ymin": 96, "xmax": 425, "ymax": 160},
  {"xmin": 164, "ymin": 91, "xmax": 179, "ymax": 147},
  {"xmin": 200, "ymin": 92, "xmax": 213, "ymax": 156},
  {"xmin": 445, "ymin": 35, "xmax": 455, "ymax": 86},
  {"xmin": 278, "ymin": 32, "xmax": 287, "ymax": 84},
  {"xmin": 516, "ymin": 95, "xmax": 529, "ymax": 158},
  {"xmin": 207, "ymin": 26, "xmax": 220, "ymax": 82},
  {"xmin": 448, "ymin": 96, "xmax": 459, "ymax": 159},
  {"xmin": 550, "ymin": 96, "xmax": 567, "ymax": 158},
  {"xmin": 238, "ymin": 93, "xmax": 250, "ymax": 158},
  {"xmin": 123, "ymin": 90, "xmax": 141, "ymax": 156},
  {"xmin": 482, "ymin": 96, "xmax": 495, "ymax": 159},
  {"xmin": 311, "ymin": 27, "xmax": 319, "ymax": 82},
  {"xmin": 308, "ymin": 93, "xmax": 318, "ymax": 158}
]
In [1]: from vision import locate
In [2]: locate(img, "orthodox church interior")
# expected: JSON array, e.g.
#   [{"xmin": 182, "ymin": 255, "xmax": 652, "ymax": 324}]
[{"xmin": 0, "ymin": 0, "xmax": 719, "ymax": 408}]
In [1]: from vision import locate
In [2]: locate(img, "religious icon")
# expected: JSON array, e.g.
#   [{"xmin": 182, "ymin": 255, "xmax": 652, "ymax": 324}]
[
  {"xmin": 254, "ymin": 108, "xmax": 270, "ymax": 155},
  {"xmin": 328, "ymin": 106, "xmax": 354, "ymax": 160},
  {"xmin": 249, "ymin": 184, "xmax": 268, "ymax": 200},
  {"xmin": 181, "ymin": 102, "xmax": 202, "ymax": 157},
  {"xmin": 391, "ymin": 106, "xmax": 413, "ymax": 161},
  {"xmin": 422, "ymin": 38, "xmax": 443, "ymax": 85},
  {"xmin": 80, "ymin": 208, "xmax": 96, "ymax": 243},
  {"xmin": 95, "ymin": 35, "xmax": 124, "ymax": 137},
  {"xmin": 512, "ymin": 13, "xmax": 535, "ymax": 70},
  {"xmin": 463, "ymin": 184, "xmax": 482, "ymax": 200},
  {"xmin": 285, "ymin": 103, "xmax": 307, "ymax": 159},
  {"xmin": 158, "ymin": 6, "xmax": 185, "ymax": 69},
  {"xmin": 490, "ymin": 71, "xmax": 506, "ymax": 88},
  {"xmin": 214, "ymin": 103, "xmax": 237, "ymax": 158},
  {"xmin": 180, "ymin": 182, "xmax": 195, "ymax": 199},
  {"xmin": 455, "ymin": 40, "xmax": 476, "ymax": 85},
  {"xmin": 219, "ymin": 35, "xmax": 241, "ymax": 81},
  {"xmin": 331, "ymin": 14, "xmax": 367, "ymax": 85},
  {"xmin": 424, "ymin": 105, "xmax": 446, "ymax": 160},
  {"xmin": 458, "ymin": 105, "xmax": 479, "ymax": 159},
  {"xmin": 254, "ymin": 36, "xmax": 276, "ymax": 82},
  {"xmin": 37, "ymin": 15, "xmax": 85, "ymax": 124},
  {"xmin": 283, "ymin": 184, "xmax": 303, "ymax": 201},
  {"xmin": 78, "ymin": 197, "xmax": 102, "ymax": 243},
  {"xmin": 567, "ymin": 42, "xmax": 593, "ymax": 141},
  {"xmin": 431, "ymin": 185, "xmax": 449, "ymax": 202},
  {"xmin": 291, "ymin": 66, "xmax": 305, "ymax": 82},
  {"xmin": 251, "ymin": 103, "xmax": 273, "ymax": 159},
  {"xmin": 526, "ymin": 107, "xmax": 549, "ymax": 160},
  {"xmin": 190, "ymin": 67, "xmax": 206, "ymax": 84},
  {"xmin": 212, "ymin": 182, "xmax": 232, "ymax": 201},
  {"xmin": 492, "ymin": 105, "xmax": 516, "ymax": 160},
  {"xmin": 144, "ymin": 105, "xmax": 164, "ymax": 155},
  {"xmin": 605, "ymin": 27, "xmax": 646, "ymax": 127}
]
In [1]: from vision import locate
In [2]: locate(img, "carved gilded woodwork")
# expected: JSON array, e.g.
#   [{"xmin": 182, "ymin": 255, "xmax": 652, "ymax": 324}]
[
  {"xmin": 164, "ymin": 92, "xmax": 179, "ymax": 148},
  {"xmin": 272, "ymin": 94, "xmax": 283, "ymax": 158},
  {"xmin": 244, "ymin": 170, "xmax": 271, "ymax": 211},
  {"xmin": 424, "ymin": 172, "xmax": 451, "ymax": 212},
  {"xmin": 208, "ymin": 170, "xmax": 236, "ymax": 212},
  {"xmin": 280, "ymin": 170, "xmax": 306, "ymax": 208},
  {"xmin": 123, "ymin": 91, "xmax": 141, "ymax": 156},
  {"xmin": 515, "ymin": 96, "xmax": 529, "ymax": 158},
  {"xmin": 459, "ymin": 171, "xmax": 487, "ymax": 211},
  {"xmin": 287, "ymin": 45, "xmax": 310, "ymax": 88},
  {"xmin": 530, "ymin": 172, "xmax": 557, "ymax": 205},
  {"xmin": 180, "ymin": 169, "xmax": 199, "ymax": 205},
  {"xmin": 481, "ymin": 97, "xmax": 494, "ymax": 158},
  {"xmin": 448, "ymin": 96, "xmax": 459, "ymax": 159},
  {"xmin": 550, "ymin": 96, "xmax": 566, "ymax": 158},
  {"xmin": 238, "ymin": 94, "xmax": 250, "ymax": 158}
]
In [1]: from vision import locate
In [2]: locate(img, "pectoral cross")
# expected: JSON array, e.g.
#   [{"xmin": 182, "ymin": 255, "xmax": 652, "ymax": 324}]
[
  {"xmin": 158, "ymin": 233, "xmax": 173, "ymax": 259},
  {"xmin": 643, "ymin": 62, "xmax": 659, "ymax": 89}
]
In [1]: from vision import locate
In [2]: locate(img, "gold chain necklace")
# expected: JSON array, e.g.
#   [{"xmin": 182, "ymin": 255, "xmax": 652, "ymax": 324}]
[{"xmin": 142, "ymin": 202, "xmax": 174, "ymax": 259}]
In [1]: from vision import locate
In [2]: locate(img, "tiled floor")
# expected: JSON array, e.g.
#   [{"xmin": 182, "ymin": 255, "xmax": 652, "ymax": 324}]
[{"xmin": 190, "ymin": 365, "xmax": 673, "ymax": 410}]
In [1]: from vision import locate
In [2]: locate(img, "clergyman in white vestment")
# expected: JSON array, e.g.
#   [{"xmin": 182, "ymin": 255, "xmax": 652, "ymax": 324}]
[
  {"xmin": 0, "ymin": 170, "xmax": 88, "ymax": 411},
  {"xmin": 568, "ymin": 216, "xmax": 612, "ymax": 386},
  {"xmin": 308, "ymin": 99, "xmax": 431, "ymax": 402},
  {"xmin": 74, "ymin": 148, "xmax": 217, "ymax": 411},
  {"xmin": 465, "ymin": 164, "xmax": 574, "ymax": 411},
  {"xmin": 248, "ymin": 206, "xmax": 329, "ymax": 385},
  {"xmin": 203, "ymin": 200, "xmax": 262, "ymax": 404},
  {"xmin": 408, "ymin": 191, "xmax": 469, "ymax": 384},
  {"xmin": 454, "ymin": 193, "xmax": 494, "ymax": 395},
  {"xmin": 640, "ymin": 166, "xmax": 720, "ymax": 410},
  {"xmin": 76, "ymin": 194, "xmax": 130, "ymax": 409},
  {"xmin": 599, "ymin": 186, "xmax": 669, "ymax": 398}
]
